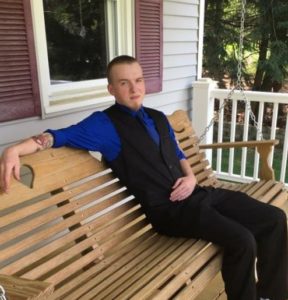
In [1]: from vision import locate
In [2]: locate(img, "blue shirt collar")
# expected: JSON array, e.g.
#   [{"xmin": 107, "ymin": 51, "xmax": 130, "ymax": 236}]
[{"xmin": 115, "ymin": 102, "xmax": 144, "ymax": 117}]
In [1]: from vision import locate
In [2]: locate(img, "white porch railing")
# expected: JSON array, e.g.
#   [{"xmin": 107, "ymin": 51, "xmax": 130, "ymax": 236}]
[{"xmin": 192, "ymin": 78, "xmax": 288, "ymax": 187}]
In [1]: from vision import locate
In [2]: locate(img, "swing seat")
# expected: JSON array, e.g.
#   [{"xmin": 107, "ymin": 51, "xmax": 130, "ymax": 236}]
[{"xmin": 0, "ymin": 110, "xmax": 286, "ymax": 300}]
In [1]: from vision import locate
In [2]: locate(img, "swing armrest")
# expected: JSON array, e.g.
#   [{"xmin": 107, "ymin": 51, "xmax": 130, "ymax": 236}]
[
  {"xmin": 199, "ymin": 139, "xmax": 279, "ymax": 150},
  {"xmin": 0, "ymin": 274, "xmax": 54, "ymax": 299},
  {"xmin": 199, "ymin": 140, "xmax": 279, "ymax": 180}
]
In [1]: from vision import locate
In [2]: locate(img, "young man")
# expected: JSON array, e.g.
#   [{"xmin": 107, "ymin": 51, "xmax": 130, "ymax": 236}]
[{"xmin": 0, "ymin": 55, "xmax": 287, "ymax": 300}]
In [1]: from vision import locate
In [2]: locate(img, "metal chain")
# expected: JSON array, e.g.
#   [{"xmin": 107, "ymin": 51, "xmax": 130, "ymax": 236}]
[
  {"xmin": 0, "ymin": 286, "xmax": 6, "ymax": 300},
  {"xmin": 198, "ymin": 0, "xmax": 263, "ymax": 143}
]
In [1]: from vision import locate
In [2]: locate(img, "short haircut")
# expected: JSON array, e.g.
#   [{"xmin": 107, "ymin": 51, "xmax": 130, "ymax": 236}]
[{"xmin": 107, "ymin": 55, "xmax": 138, "ymax": 83}]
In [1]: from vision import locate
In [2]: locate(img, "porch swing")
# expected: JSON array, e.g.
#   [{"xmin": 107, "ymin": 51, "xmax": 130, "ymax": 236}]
[
  {"xmin": 167, "ymin": 0, "xmax": 288, "ymax": 208},
  {"xmin": 0, "ymin": 1, "xmax": 287, "ymax": 300}
]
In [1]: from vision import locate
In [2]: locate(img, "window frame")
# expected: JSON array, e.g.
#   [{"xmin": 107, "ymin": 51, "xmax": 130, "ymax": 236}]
[{"xmin": 30, "ymin": 0, "xmax": 135, "ymax": 116}]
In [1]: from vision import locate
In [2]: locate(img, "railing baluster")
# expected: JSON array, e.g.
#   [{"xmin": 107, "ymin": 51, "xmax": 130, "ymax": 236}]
[
  {"xmin": 280, "ymin": 113, "xmax": 288, "ymax": 183},
  {"xmin": 216, "ymin": 98, "xmax": 225, "ymax": 173},
  {"xmin": 253, "ymin": 102, "xmax": 264, "ymax": 179},
  {"xmin": 241, "ymin": 101, "xmax": 250, "ymax": 177},
  {"xmin": 270, "ymin": 103, "xmax": 279, "ymax": 166},
  {"xmin": 229, "ymin": 99, "xmax": 237, "ymax": 175}
]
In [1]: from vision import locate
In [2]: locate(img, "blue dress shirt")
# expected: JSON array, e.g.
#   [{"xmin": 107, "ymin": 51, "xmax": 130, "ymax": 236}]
[{"xmin": 47, "ymin": 104, "xmax": 186, "ymax": 162}]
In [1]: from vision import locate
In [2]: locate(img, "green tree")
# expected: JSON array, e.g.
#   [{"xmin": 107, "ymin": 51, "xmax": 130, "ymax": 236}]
[
  {"xmin": 203, "ymin": 0, "xmax": 288, "ymax": 92},
  {"xmin": 203, "ymin": 0, "xmax": 237, "ymax": 88}
]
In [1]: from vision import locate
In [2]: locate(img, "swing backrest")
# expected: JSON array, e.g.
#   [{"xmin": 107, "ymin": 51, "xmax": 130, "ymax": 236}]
[
  {"xmin": 0, "ymin": 110, "xmax": 216, "ymax": 291},
  {"xmin": 167, "ymin": 110, "xmax": 218, "ymax": 186}
]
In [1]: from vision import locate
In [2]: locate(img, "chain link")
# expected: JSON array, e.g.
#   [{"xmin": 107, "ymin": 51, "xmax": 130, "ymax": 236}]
[
  {"xmin": 0, "ymin": 286, "xmax": 7, "ymax": 300},
  {"xmin": 198, "ymin": 0, "xmax": 264, "ymax": 143}
]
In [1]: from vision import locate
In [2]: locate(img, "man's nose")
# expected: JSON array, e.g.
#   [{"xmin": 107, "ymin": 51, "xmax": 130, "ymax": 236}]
[{"xmin": 130, "ymin": 82, "xmax": 137, "ymax": 92}]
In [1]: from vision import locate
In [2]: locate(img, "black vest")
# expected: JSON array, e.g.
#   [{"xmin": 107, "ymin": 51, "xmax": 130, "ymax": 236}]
[{"xmin": 105, "ymin": 105, "xmax": 184, "ymax": 208}]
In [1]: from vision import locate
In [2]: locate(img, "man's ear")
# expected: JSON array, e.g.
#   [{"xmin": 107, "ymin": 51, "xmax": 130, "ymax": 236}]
[{"xmin": 107, "ymin": 83, "xmax": 114, "ymax": 96}]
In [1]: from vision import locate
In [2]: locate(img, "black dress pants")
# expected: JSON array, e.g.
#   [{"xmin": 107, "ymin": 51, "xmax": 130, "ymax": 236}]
[{"xmin": 149, "ymin": 186, "xmax": 288, "ymax": 300}]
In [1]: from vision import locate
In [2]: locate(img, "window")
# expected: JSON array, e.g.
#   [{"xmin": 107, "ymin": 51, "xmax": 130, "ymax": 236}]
[
  {"xmin": 31, "ymin": 0, "xmax": 134, "ymax": 115},
  {"xmin": 43, "ymin": 0, "xmax": 108, "ymax": 83}
]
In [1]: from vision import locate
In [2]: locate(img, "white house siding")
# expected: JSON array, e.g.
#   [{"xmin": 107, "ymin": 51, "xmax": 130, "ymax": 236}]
[
  {"xmin": 146, "ymin": 0, "xmax": 199, "ymax": 114},
  {"xmin": 0, "ymin": 0, "xmax": 200, "ymax": 154}
]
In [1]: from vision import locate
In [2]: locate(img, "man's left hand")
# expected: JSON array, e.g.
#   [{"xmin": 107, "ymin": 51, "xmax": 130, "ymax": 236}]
[{"xmin": 169, "ymin": 175, "xmax": 196, "ymax": 202}]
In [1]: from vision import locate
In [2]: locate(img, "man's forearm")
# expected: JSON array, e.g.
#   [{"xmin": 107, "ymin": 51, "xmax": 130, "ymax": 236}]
[
  {"xmin": 179, "ymin": 159, "xmax": 196, "ymax": 180},
  {"xmin": 11, "ymin": 132, "xmax": 54, "ymax": 156},
  {"xmin": 170, "ymin": 159, "xmax": 197, "ymax": 201},
  {"xmin": 31, "ymin": 132, "xmax": 54, "ymax": 152}
]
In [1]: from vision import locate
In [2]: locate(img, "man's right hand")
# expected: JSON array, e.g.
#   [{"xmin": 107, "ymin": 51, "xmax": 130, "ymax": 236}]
[
  {"xmin": 0, "ymin": 133, "xmax": 54, "ymax": 193},
  {"xmin": 0, "ymin": 147, "xmax": 21, "ymax": 193}
]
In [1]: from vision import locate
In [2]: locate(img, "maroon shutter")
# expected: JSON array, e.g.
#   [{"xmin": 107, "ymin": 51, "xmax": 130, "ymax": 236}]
[
  {"xmin": 0, "ymin": 0, "xmax": 41, "ymax": 122},
  {"xmin": 135, "ymin": 0, "xmax": 163, "ymax": 94}
]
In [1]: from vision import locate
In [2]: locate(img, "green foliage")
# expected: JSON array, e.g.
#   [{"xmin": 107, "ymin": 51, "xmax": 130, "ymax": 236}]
[
  {"xmin": 203, "ymin": 0, "xmax": 288, "ymax": 91},
  {"xmin": 203, "ymin": 0, "xmax": 240, "ymax": 87}
]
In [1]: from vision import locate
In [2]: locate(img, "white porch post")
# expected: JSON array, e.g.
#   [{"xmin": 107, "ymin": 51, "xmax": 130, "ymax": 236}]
[{"xmin": 192, "ymin": 78, "xmax": 217, "ymax": 163}]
